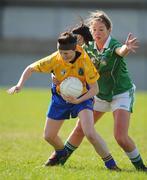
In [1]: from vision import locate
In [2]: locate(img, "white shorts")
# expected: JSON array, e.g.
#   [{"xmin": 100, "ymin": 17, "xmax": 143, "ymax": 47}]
[{"xmin": 93, "ymin": 84, "xmax": 136, "ymax": 112}]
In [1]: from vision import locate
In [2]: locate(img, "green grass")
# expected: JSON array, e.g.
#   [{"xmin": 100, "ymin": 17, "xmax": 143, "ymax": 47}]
[{"xmin": 0, "ymin": 88, "xmax": 147, "ymax": 180}]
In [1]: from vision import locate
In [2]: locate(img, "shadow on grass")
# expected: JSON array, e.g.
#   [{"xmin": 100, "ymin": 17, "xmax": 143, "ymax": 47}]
[{"xmin": 61, "ymin": 164, "xmax": 146, "ymax": 174}]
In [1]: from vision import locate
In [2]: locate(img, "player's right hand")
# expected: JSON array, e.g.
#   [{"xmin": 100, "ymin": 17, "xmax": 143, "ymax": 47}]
[
  {"xmin": 7, "ymin": 86, "xmax": 21, "ymax": 94},
  {"xmin": 52, "ymin": 74, "xmax": 60, "ymax": 85}
]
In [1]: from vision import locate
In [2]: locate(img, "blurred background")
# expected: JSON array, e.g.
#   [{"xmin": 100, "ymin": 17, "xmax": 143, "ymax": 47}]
[{"xmin": 0, "ymin": 0, "xmax": 147, "ymax": 90}]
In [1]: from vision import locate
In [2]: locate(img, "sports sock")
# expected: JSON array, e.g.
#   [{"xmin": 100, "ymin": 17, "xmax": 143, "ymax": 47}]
[
  {"xmin": 55, "ymin": 142, "xmax": 78, "ymax": 165},
  {"xmin": 64, "ymin": 141, "xmax": 77, "ymax": 155},
  {"xmin": 126, "ymin": 148, "xmax": 145, "ymax": 169},
  {"xmin": 102, "ymin": 154, "xmax": 116, "ymax": 169}
]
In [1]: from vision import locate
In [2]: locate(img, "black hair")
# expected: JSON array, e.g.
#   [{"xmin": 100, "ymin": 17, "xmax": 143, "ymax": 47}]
[
  {"xmin": 72, "ymin": 24, "xmax": 93, "ymax": 45},
  {"xmin": 58, "ymin": 32, "xmax": 77, "ymax": 50}
]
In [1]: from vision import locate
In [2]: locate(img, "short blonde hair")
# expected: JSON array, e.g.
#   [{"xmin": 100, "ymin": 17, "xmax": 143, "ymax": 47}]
[{"xmin": 87, "ymin": 10, "xmax": 112, "ymax": 30}]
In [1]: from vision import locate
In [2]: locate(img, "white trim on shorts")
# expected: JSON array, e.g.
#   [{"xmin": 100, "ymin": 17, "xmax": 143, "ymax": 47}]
[{"xmin": 93, "ymin": 84, "xmax": 136, "ymax": 112}]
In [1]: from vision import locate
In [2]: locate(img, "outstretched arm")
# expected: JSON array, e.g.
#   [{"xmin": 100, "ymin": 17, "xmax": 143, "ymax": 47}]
[
  {"xmin": 115, "ymin": 33, "xmax": 139, "ymax": 57},
  {"xmin": 7, "ymin": 66, "xmax": 36, "ymax": 94}
]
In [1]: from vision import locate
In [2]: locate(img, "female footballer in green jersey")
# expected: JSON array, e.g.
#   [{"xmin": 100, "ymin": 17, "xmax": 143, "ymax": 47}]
[{"xmin": 62, "ymin": 11, "xmax": 147, "ymax": 171}]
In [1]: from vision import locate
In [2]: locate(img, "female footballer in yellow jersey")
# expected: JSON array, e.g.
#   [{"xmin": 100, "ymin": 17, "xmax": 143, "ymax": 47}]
[{"xmin": 7, "ymin": 32, "xmax": 118, "ymax": 169}]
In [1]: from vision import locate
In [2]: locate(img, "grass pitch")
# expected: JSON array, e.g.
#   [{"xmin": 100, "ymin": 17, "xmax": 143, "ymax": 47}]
[{"xmin": 0, "ymin": 88, "xmax": 147, "ymax": 180}]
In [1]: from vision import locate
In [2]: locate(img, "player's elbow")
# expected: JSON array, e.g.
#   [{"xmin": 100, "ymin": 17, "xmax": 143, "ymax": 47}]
[{"xmin": 26, "ymin": 65, "xmax": 36, "ymax": 73}]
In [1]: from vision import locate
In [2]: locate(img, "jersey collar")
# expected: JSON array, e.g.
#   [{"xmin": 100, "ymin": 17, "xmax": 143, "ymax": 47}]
[{"xmin": 94, "ymin": 35, "xmax": 111, "ymax": 52}]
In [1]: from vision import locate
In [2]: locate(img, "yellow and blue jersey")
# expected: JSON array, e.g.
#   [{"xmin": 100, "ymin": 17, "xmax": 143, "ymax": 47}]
[{"xmin": 30, "ymin": 45, "xmax": 99, "ymax": 94}]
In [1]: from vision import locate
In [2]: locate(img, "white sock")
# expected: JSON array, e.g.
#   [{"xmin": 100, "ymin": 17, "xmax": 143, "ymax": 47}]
[{"xmin": 125, "ymin": 148, "xmax": 140, "ymax": 160}]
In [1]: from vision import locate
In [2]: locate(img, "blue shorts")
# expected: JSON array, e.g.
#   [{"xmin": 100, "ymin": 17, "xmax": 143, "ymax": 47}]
[{"xmin": 47, "ymin": 90, "xmax": 93, "ymax": 120}]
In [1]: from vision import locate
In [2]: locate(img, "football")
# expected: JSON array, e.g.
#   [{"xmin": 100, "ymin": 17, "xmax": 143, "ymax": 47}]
[{"xmin": 60, "ymin": 77, "xmax": 83, "ymax": 98}]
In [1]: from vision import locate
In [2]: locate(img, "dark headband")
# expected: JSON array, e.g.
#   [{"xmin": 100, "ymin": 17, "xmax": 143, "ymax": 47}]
[{"xmin": 57, "ymin": 42, "xmax": 77, "ymax": 50}]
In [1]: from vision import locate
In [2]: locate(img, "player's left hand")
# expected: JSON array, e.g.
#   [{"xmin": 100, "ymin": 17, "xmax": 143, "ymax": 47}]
[
  {"xmin": 61, "ymin": 94, "xmax": 80, "ymax": 104},
  {"xmin": 125, "ymin": 33, "xmax": 139, "ymax": 53}
]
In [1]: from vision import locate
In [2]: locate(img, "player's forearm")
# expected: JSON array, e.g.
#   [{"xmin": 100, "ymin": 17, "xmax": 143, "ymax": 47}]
[
  {"xmin": 78, "ymin": 82, "xmax": 99, "ymax": 103},
  {"xmin": 17, "ymin": 66, "xmax": 35, "ymax": 88},
  {"xmin": 115, "ymin": 45, "xmax": 129, "ymax": 57}
]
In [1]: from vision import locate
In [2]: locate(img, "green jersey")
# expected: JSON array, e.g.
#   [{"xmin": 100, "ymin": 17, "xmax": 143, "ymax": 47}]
[{"xmin": 83, "ymin": 37, "xmax": 133, "ymax": 102}]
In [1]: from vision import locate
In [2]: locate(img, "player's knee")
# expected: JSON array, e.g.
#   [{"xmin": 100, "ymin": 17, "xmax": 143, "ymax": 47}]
[
  {"xmin": 84, "ymin": 131, "xmax": 96, "ymax": 144},
  {"xmin": 114, "ymin": 132, "xmax": 127, "ymax": 147},
  {"xmin": 43, "ymin": 133, "xmax": 49, "ymax": 142},
  {"xmin": 43, "ymin": 132, "xmax": 54, "ymax": 143}
]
